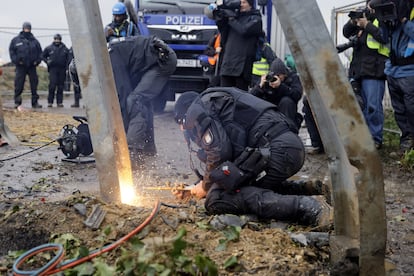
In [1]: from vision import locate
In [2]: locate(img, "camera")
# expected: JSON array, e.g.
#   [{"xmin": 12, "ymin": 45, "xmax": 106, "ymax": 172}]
[
  {"xmin": 265, "ymin": 72, "xmax": 277, "ymax": 83},
  {"xmin": 371, "ymin": 1, "xmax": 398, "ymax": 23},
  {"xmin": 336, "ymin": 35, "xmax": 358, "ymax": 53},
  {"xmin": 205, "ymin": 0, "xmax": 240, "ymax": 19},
  {"xmin": 348, "ymin": 7, "xmax": 370, "ymax": 19}
]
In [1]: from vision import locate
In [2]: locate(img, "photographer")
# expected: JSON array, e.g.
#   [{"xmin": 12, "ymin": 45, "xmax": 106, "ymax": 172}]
[
  {"xmin": 211, "ymin": 0, "xmax": 262, "ymax": 91},
  {"xmin": 341, "ymin": 3, "xmax": 389, "ymax": 149},
  {"xmin": 250, "ymin": 58, "xmax": 303, "ymax": 128},
  {"xmin": 370, "ymin": 0, "xmax": 414, "ymax": 153}
]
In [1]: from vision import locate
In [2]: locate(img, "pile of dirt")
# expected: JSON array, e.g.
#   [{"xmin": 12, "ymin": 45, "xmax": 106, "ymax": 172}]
[{"xmin": 0, "ymin": 193, "xmax": 332, "ymax": 275}]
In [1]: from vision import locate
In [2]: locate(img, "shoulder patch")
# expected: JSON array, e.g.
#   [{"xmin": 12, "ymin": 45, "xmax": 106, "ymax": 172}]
[{"xmin": 202, "ymin": 129, "xmax": 213, "ymax": 146}]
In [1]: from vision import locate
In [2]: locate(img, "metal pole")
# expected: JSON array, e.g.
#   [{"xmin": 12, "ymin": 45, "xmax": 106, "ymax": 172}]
[
  {"xmin": 0, "ymin": 97, "xmax": 19, "ymax": 146},
  {"xmin": 272, "ymin": 0, "xmax": 386, "ymax": 274},
  {"xmin": 63, "ymin": 0, "xmax": 134, "ymax": 203}
]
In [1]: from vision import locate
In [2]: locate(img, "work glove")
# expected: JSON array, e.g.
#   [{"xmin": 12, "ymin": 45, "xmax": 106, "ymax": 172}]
[
  {"xmin": 152, "ymin": 37, "xmax": 170, "ymax": 64},
  {"xmin": 105, "ymin": 27, "xmax": 114, "ymax": 38}
]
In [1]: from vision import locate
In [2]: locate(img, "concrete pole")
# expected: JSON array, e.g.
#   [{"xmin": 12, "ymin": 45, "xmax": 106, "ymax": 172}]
[
  {"xmin": 273, "ymin": 0, "xmax": 386, "ymax": 274},
  {"xmin": 0, "ymin": 97, "xmax": 19, "ymax": 146},
  {"xmin": 63, "ymin": 0, "xmax": 134, "ymax": 204}
]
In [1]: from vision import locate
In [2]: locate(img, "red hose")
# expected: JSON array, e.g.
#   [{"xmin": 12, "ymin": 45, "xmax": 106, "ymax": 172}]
[{"xmin": 13, "ymin": 200, "xmax": 161, "ymax": 275}]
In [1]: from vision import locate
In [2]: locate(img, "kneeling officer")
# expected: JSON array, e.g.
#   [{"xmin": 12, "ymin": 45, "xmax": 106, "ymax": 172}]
[{"xmin": 174, "ymin": 88, "xmax": 332, "ymax": 227}]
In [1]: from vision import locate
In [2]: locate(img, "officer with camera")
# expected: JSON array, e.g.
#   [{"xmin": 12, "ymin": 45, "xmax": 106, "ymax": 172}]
[
  {"xmin": 341, "ymin": 3, "xmax": 389, "ymax": 149},
  {"xmin": 208, "ymin": 0, "xmax": 262, "ymax": 91},
  {"xmin": 370, "ymin": 0, "xmax": 414, "ymax": 153},
  {"xmin": 172, "ymin": 88, "xmax": 332, "ymax": 227},
  {"xmin": 250, "ymin": 58, "xmax": 303, "ymax": 128}
]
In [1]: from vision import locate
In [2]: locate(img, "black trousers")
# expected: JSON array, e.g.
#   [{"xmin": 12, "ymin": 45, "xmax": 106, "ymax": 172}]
[
  {"xmin": 14, "ymin": 65, "xmax": 39, "ymax": 106},
  {"xmin": 302, "ymin": 96, "xmax": 323, "ymax": 148},
  {"xmin": 47, "ymin": 67, "xmax": 66, "ymax": 104}
]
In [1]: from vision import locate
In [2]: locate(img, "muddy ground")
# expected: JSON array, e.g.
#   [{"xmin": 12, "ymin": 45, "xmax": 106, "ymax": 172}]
[{"xmin": 0, "ymin": 94, "xmax": 413, "ymax": 275}]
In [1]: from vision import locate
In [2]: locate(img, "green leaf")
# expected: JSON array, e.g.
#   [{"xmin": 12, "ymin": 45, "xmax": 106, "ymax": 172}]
[
  {"xmin": 78, "ymin": 246, "xmax": 89, "ymax": 258},
  {"xmin": 222, "ymin": 226, "xmax": 240, "ymax": 242},
  {"xmin": 194, "ymin": 254, "xmax": 218, "ymax": 276},
  {"xmin": 129, "ymin": 236, "xmax": 145, "ymax": 251},
  {"xmin": 103, "ymin": 225, "xmax": 112, "ymax": 236},
  {"xmin": 93, "ymin": 260, "xmax": 116, "ymax": 276},
  {"xmin": 215, "ymin": 239, "xmax": 228, "ymax": 251},
  {"xmin": 70, "ymin": 262, "xmax": 95, "ymax": 275},
  {"xmin": 196, "ymin": 221, "xmax": 210, "ymax": 229},
  {"xmin": 223, "ymin": 255, "xmax": 238, "ymax": 269}
]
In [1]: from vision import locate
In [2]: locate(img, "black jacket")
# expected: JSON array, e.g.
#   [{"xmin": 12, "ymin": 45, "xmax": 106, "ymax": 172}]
[
  {"xmin": 108, "ymin": 35, "xmax": 177, "ymax": 125},
  {"xmin": 9, "ymin": 31, "xmax": 42, "ymax": 67},
  {"xmin": 343, "ymin": 18, "xmax": 388, "ymax": 80},
  {"xmin": 42, "ymin": 42, "xmax": 70, "ymax": 69},
  {"xmin": 215, "ymin": 9, "xmax": 262, "ymax": 80},
  {"xmin": 183, "ymin": 87, "xmax": 296, "ymax": 190}
]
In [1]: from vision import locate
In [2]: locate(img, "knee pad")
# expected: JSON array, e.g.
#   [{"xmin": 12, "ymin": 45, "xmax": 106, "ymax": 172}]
[{"xmin": 205, "ymin": 188, "xmax": 245, "ymax": 215}]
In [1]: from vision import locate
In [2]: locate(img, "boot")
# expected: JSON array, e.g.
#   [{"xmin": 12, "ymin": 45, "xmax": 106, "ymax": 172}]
[
  {"xmin": 32, "ymin": 102, "xmax": 42, "ymax": 109},
  {"xmin": 297, "ymin": 195, "xmax": 333, "ymax": 228},
  {"xmin": 274, "ymin": 179, "xmax": 331, "ymax": 203},
  {"xmin": 71, "ymin": 102, "xmax": 80, "ymax": 108}
]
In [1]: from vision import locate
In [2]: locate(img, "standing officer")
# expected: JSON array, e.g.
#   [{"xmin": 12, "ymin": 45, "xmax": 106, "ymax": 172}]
[
  {"xmin": 9, "ymin": 22, "xmax": 43, "ymax": 109},
  {"xmin": 42, "ymin": 34, "xmax": 70, "ymax": 108},
  {"xmin": 173, "ymin": 88, "xmax": 332, "ymax": 227},
  {"xmin": 105, "ymin": 2, "xmax": 139, "ymax": 43},
  {"xmin": 108, "ymin": 35, "xmax": 176, "ymax": 163}
]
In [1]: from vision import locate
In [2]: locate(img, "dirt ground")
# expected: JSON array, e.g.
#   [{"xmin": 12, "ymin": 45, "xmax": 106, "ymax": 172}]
[{"xmin": 0, "ymin": 95, "xmax": 413, "ymax": 275}]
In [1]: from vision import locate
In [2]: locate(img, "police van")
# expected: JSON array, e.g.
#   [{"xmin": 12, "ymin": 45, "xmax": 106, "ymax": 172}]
[{"xmin": 134, "ymin": 0, "xmax": 286, "ymax": 111}]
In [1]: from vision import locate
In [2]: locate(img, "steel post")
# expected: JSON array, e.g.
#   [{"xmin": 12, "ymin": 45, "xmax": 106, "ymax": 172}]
[
  {"xmin": 63, "ymin": 0, "xmax": 133, "ymax": 203},
  {"xmin": 273, "ymin": 0, "xmax": 386, "ymax": 274},
  {"xmin": 0, "ymin": 97, "xmax": 19, "ymax": 146}
]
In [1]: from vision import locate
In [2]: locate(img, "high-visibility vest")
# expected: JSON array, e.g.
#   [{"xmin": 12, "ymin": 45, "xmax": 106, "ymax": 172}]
[
  {"xmin": 252, "ymin": 57, "xmax": 270, "ymax": 76},
  {"xmin": 252, "ymin": 43, "xmax": 271, "ymax": 76},
  {"xmin": 404, "ymin": 8, "xmax": 414, "ymax": 57},
  {"xmin": 366, "ymin": 19, "xmax": 390, "ymax": 57},
  {"xmin": 208, "ymin": 34, "xmax": 221, "ymax": 66}
]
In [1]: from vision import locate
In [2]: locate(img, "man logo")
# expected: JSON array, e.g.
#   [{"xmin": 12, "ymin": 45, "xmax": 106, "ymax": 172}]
[{"xmin": 171, "ymin": 34, "xmax": 197, "ymax": 40}]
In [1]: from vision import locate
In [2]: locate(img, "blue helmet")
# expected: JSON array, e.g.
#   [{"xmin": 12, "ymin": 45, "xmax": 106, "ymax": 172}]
[{"xmin": 112, "ymin": 2, "xmax": 126, "ymax": 15}]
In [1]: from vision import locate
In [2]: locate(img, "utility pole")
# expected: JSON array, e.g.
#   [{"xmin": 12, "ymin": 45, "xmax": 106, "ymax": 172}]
[
  {"xmin": 0, "ymin": 97, "xmax": 19, "ymax": 146},
  {"xmin": 63, "ymin": 0, "xmax": 135, "ymax": 204},
  {"xmin": 273, "ymin": 0, "xmax": 386, "ymax": 274}
]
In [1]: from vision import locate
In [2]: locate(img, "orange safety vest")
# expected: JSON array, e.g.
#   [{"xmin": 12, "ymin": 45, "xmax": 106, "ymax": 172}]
[{"xmin": 208, "ymin": 33, "xmax": 221, "ymax": 66}]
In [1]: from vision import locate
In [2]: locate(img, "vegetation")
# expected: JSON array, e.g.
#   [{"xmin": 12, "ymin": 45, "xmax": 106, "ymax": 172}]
[{"xmin": 0, "ymin": 65, "xmax": 51, "ymax": 92}]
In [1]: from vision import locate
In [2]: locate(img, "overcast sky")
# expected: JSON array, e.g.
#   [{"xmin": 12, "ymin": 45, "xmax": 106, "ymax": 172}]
[{"xmin": 0, "ymin": 0, "xmax": 361, "ymax": 64}]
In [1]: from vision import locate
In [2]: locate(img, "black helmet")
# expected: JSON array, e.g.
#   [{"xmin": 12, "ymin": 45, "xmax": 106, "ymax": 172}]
[
  {"xmin": 174, "ymin": 92, "xmax": 199, "ymax": 125},
  {"xmin": 54, "ymin": 34, "xmax": 62, "ymax": 41},
  {"xmin": 22, "ymin": 22, "xmax": 31, "ymax": 31}
]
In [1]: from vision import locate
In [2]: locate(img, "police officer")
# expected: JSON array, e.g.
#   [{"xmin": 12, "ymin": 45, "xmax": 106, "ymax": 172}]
[
  {"xmin": 68, "ymin": 47, "xmax": 82, "ymax": 108},
  {"xmin": 108, "ymin": 35, "xmax": 176, "ymax": 162},
  {"xmin": 250, "ymin": 58, "xmax": 303, "ymax": 128},
  {"xmin": 42, "ymin": 34, "xmax": 70, "ymax": 107},
  {"xmin": 173, "ymin": 88, "xmax": 332, "ymax": 227},
  {"xmin": 105, "ymin": 2, "xmax": 139, "ymax": 43},
  {"xmin": 9, "ymin": 22, "xmax": 43, "ymax": 109}
]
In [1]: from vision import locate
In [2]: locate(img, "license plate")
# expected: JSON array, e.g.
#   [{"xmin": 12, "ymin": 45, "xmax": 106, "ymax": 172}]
[{"xmin": 177, "ymin": 59, "xmax": 198, "ymax": 68}]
